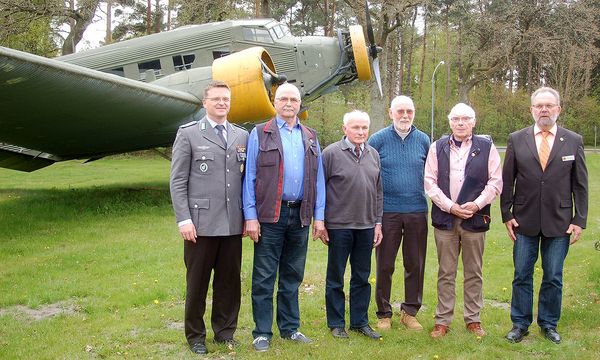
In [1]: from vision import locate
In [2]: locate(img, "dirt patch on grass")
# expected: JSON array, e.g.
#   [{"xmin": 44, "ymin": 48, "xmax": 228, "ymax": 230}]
[
  {"xmin": 486, "ymin": 299, "xmax": 510, "ymax": 310},
  {"xmin": 0, "ymin": 300, "xmax": 79, "ymax": 321}
]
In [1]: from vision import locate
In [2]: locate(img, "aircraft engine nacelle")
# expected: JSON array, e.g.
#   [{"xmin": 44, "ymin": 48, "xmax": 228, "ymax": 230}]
[{"xmin": 212, "ymin": 47, "xmax": 277, "ymax": 123}]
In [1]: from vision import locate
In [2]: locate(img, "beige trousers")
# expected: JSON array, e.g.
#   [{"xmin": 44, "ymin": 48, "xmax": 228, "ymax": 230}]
[{"xmin": 433, "ymin": 218, "xmax": 485, "ymax": 326}]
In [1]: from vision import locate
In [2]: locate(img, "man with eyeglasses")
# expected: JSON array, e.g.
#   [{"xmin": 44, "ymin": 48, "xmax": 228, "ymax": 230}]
[
  {"xmin": 424, "ymin": 103, "xmax": 502, "ymax": 339},
  {"xmin": 243, "ymin": 82, "xmax": 327, "ymax": 352},
  {"xmin": 368, "ymin": 96, "xmax": 430, "ymax": 332},
  {"xmin": 502, "ymin": 87, "xmax": 588, "ymax": 344},
  {"xmin": 170, "ymin": 80, "xmax": 249, "ymax": 355}
]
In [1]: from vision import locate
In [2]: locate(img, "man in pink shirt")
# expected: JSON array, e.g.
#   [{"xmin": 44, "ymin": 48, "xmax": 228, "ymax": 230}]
[{"xmin": 424, "ymin": 103, "xmax": 502, "ymax": 339}]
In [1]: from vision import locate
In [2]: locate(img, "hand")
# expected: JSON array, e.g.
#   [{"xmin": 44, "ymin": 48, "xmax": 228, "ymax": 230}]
[
  {"xmin": 504, "ymin": 218, "xmax": 519, "ymax": 242},
  {"xmin": 179, "ymin": 223, "xmax": 197, "ymax": 242},
  {"xmin": 460, "ymin": 201, "xmax": 479, "ymax": 213},
  {"xmin": 312, "ymin": 220, "xmax": 329, "ymax": 244},
  {"xmin": 373, "ymin": 223, "xmax": 383, "ymax": 247},
  {"xmin": 566, "ymin": 224, "xmax": 583, "ymax": 244},
  {"xmin": 246, "ymin": 220, "xmax": 261, "ymax": 243},
  {"xmin": 450, "ymin": 203, "xmax": 473, "ymax": 219}
]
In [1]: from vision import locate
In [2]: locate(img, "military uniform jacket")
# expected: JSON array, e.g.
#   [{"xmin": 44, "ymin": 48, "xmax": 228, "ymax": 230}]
[{"xmin": 170, "ymin": 117, "xmax": 249, "ymax": 236}]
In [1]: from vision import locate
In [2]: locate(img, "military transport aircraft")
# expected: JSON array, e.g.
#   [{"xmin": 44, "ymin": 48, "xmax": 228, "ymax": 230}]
[{"xmin": 0, "ymin": 13, "xmax": 381, "ymax": 172}]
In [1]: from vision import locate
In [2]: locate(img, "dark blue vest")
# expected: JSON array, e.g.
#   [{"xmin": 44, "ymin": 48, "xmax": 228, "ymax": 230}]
[{"xmin": 431, "ymin": 135, "xmax": 492, "ymax": 232}]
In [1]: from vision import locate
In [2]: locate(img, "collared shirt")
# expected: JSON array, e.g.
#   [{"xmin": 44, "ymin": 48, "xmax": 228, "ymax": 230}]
[
  {"xmin": 243, "ymin": 116, "xmax": 326, "ymax": 221},
  {"xmin": 534, "ymin": 123, "xmax": 557, "ymax": 153},
  {"xmin": 344, "ymin": 137, "xmax": 364, "ymax": 157},
  {"xmin": 424, "ymin": 135, "xmax": 502, "ymax": 212},
  {"xmin": 206, "ymin": 116, "xmax": 228, "ymax": 141},
  {"xmin": 394, "ymin": 126, "xmax": 411, "ymax": 140}
]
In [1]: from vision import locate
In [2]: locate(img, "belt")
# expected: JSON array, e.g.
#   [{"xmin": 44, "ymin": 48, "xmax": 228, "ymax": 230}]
[{"xmin": 282, "ymin": 200, "xmax": 302, "ymax": 208}]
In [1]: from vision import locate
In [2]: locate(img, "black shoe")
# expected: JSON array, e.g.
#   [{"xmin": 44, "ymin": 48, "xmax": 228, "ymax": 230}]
[
  {"xmin": 506, "ymin": 326, "xmax": 529, "ymax": 343},
  {"xmin": 349, "ymin": 325, "xmax": 382, "ymax": 340},
  {"xmin": 190, "ymin": 342, "xmax": 208, "ymax": 355},
  {"xmin": 541, "ymin": 327, "xmax": 561, "ymax": 344},
  {"xmin": 331, "ymin": 327, "xmax": 349, "ymax": 339}
]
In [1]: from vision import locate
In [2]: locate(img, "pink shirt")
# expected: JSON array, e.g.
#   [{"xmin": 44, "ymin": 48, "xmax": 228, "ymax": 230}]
[
  {"xmin": 534, "ymin": 123, "xmax": 557, "ymax": 152},
  {"xmin": 424, "ymin": 136, "xmax": 503, "ymax": 213}
]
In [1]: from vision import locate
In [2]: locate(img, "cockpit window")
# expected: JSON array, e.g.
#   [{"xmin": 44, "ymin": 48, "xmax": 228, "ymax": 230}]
[
  {"xmin": 272, "ymin": 25, "xmax": 284, "ymax": 39},
  {"xmin": 280, "ymin": 24, "xmax": 291, "ymax": 36},
  {"xmin": 243, "ymin": 27, "xmax": 273, "ymax": 43}
]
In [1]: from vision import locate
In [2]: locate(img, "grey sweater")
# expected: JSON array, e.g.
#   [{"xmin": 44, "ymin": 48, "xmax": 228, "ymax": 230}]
[{"xmin": 322, "ymin": 138, "xmax": 383, "ymax": 229}]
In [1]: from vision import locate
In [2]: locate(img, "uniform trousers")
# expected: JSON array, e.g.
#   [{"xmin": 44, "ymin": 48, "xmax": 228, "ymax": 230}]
[{"xmin": 184, "ymin": 234, "xmax": 242, "ymax": 345}]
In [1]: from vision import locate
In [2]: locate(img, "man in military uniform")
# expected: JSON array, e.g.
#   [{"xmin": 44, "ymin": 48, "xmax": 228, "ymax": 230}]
[{"xmin": 170, "ymin": 80, "xmax": 249, "ymax": 355}]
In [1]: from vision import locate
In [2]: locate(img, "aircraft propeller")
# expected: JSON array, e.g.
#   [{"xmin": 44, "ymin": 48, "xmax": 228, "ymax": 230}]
[{"xmin": 364, "ymin": 0, "xmax": 383, "ymax": 96}]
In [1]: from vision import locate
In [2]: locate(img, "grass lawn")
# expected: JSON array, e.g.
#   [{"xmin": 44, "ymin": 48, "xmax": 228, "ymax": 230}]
[{"xmin": 1, "ymin": 154, "xmax": 599, "ymax": 359}]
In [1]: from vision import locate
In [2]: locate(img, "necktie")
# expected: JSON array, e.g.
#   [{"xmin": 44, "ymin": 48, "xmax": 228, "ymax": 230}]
[
  {"xmin": 354, "ymin": 145, "xmax": 361, "ymax": 159},
  {"xmin": 539, "ymin": 131, "xmax": 550, "ymax": 171},
  {"xmin": 215, "ymin": 124, "xmax": 227, "ymax": 147}
]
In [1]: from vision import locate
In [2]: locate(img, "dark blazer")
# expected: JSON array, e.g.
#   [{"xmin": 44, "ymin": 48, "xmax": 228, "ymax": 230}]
[{"xmin": 500, "ymin": 125, "xmax": 588, "ymax": 237}]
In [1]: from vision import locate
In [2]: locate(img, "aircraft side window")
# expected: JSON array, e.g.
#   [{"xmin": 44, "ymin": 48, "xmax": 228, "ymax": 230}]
[
  {"xmin": 138, "ymin": 59, "xmax": 162, "ymax": 81},
  {"xmin": 173, "ymin": 54, "xmax": 195, "ymax": 71},
  {"xmin": 212, "ymin": 51, "xmax": 230, "ymax": 60}
]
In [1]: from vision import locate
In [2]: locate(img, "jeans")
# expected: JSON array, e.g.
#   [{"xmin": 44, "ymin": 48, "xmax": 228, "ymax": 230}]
[
  {"xmin": 511, "ymin": 233, "xmax": 570, "ymax": 330},
  {"xmin": 325, "ymin": 228, "xmax": 374, "ymax": 329},
  {"xmin": 251, "ymin": 205, "xmax": 309, "ymax": 339}
]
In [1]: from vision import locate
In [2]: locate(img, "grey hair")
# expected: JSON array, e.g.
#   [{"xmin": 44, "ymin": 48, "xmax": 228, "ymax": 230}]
[
  {"xmin": 448, "ymin": 103, "xmax": 476, "ymax": 120},
  {"xmin": 343, "ymin": 110, "xmax": 371, "ymax": 126},
  {"xmin": 531, "ymin": 87, "xmax": 560, "ymax": 106},
  {"xmin": 390, "ymin": 95, "xmax": 414, "ymax": 109}
]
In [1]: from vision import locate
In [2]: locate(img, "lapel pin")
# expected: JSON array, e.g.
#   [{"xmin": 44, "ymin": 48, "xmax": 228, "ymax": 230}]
[{"xmin": 560, "ymin": 137, "xmax": 564, "ymax": 141}]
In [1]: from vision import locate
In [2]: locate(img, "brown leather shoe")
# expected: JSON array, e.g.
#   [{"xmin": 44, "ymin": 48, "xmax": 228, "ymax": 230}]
[
  {"xmin": 400, "ymin": 310, "xmax": 423, "ymax": 331},
  {"xmin": 376, "ymin": 317, "xmax": 392, "ymax": 330},
  {"xmin": 466, "ymin": 322, "xmax": 486, "ymax": 337},
  {"xmin": 430, "ymin": 324, "xmax": 449, "ymax": 338}
]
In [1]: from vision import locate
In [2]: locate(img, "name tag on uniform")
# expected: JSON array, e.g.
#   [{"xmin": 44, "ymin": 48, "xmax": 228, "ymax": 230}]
[{"xmin": 562, "ymin": 155, "xmax": 575, "ymax": 161}]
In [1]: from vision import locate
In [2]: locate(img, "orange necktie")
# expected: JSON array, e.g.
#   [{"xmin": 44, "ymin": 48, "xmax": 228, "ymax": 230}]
[{"xmin": 539, "ymin": 131, "xmax": 550, "ymax": 171}]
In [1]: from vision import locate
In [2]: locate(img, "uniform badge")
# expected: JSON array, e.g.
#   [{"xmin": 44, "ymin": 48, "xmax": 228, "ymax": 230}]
[{"xmin": 200, "ymin": 163, "xmax": 209, "ymax": 172}]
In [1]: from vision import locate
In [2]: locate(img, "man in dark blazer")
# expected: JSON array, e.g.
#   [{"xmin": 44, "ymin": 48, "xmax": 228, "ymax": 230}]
[
  {"xmin": 170, "ymin": 81, "xmax": 249, "ymax": 355},
  {"xmin": 501, "ymin": 86, "xmax": 588, "ymax": 344}
]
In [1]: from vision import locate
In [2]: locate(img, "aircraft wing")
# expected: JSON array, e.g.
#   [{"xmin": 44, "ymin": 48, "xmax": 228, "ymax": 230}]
[{"xmin": 0, "ymin": 46, "xmax": 202, "ymax": 171}]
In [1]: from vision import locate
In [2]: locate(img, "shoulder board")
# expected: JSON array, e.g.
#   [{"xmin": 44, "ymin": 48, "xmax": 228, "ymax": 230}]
[
  {"xmin": 179, "ymin": 121, "xmax": 198, "ymax": 129},
  {"xmin": 231, "ymin": 123, "xmax": 250, "ymax": 132}
]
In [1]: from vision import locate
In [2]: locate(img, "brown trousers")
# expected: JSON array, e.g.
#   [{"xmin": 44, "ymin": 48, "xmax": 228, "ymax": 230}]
[
  {"xmin": 433, "ymin": 219, "xmax": 485, "ymax": 326},
  {"xmin": 375, "ymin": 212, "xmax": 428, "ymax": 318},
  {"xmin": 184, "ymin": 235, "xmax": 242, "ymax": 345}
]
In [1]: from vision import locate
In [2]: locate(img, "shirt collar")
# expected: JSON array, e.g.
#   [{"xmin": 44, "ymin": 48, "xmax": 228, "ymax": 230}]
[
  {"xmin": 206, "ymin": 116, "xmax": 228, "ymax": 129},
  {"xmin": 343, "ymin": 137, "xmax": 364, "ymax": 150},
  {"xmin": 534, "ymin": 123, "xmax": 557, "ymax": 136},
  {"xmin": 450, "ymin": 134, "xmax": 472, "ymax": 148},
  {"xmin": 276, "ymin": 116, "xmax": 299, "ymax": 129}
]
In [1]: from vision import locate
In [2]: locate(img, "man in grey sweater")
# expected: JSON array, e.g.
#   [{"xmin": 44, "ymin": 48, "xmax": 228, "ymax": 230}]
[{"xmin": 322, "ymin": 110, "xmax": 383, "ymax": 340}]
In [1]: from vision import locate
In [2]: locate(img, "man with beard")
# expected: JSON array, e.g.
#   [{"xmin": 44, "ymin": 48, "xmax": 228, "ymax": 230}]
[{"xmin": 502, "ymin": 87, "xmax": 588, "ymax": 344}]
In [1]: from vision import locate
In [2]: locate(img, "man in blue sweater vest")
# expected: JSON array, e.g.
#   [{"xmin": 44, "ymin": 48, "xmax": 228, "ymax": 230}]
[{"xmin": 368, "ymin": 95, "xmax": 431, "ymax": 331}]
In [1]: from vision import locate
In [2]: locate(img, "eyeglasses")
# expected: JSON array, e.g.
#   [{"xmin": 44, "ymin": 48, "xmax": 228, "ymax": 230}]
[
  {"xmin": 205, "ymin": 97, "xmax": 231, "ymax": 103},
  {"xmin": 394, "ymin": 109, "xmax": 414, "ymax": 115},
  {"xmin": 532, "ymin": 104, "xmax": 558, "ymax": 110},
  {"xmin": 276, "ymin": 97, "xmax": 300, "ymax": 104},
  {"xmin": 449, "ymin": 116, "xmax": 473, "ymax": 123}
]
